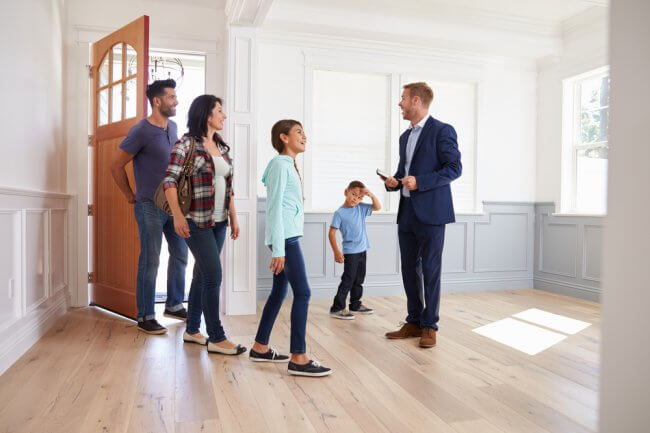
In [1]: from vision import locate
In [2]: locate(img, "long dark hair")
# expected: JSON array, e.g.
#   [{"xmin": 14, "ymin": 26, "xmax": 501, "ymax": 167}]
[{"xmin": 187, "ymin": 94, "xmax": 230, "ymax": 152}]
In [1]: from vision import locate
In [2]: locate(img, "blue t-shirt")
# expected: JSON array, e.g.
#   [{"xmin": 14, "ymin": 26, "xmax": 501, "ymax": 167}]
[
  {"xmin": 119, "ymin": 118, "xmax": 178, "ymax": 202},
  {"xmin": 330, "ymin": 203, "xmax": 373, "ymax": 254}
]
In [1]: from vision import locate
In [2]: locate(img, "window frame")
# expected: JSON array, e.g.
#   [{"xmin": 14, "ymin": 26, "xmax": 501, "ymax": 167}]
[{"xmin": 561, "ymin": 66, "xmax": 610, "ymax": 215}]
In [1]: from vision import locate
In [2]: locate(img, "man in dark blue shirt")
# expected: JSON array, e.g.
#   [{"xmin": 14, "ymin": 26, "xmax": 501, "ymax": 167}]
[{"xmin": 111, "ymin": 79, "xmax": 188, "ymax": 334}]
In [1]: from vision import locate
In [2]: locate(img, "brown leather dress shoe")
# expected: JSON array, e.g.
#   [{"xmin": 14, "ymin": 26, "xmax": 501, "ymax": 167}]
[
  {"xmin": 385, "ymin": 322, "xmax": 422, "ymax": 339},
  {"xmin": 419, "ymin": 328, "xmax": 437, "ymax": 348}
]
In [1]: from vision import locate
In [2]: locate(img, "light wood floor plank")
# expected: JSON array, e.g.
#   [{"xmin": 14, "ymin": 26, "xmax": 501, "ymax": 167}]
[{"xmin": 0, "ymin": 290, "xmax": 600, "ymax": 433}]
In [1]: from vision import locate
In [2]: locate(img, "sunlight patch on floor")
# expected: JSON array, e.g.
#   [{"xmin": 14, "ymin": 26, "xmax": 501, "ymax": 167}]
[
  {"xmin": 473, "ymin": 318, "xmax": 567, "ymax": 355},
  {"xmin": 472, "ymin": 308, "xmax": 592, "ymax": 355},
  {"xmin": 513, "ymin": 308, "xmax": 591, "ymax": 334}
]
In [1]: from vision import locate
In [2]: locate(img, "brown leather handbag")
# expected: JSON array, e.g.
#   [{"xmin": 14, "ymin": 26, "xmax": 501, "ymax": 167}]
[{"xmin": 154, "ymin": 137, "xmax": 196, "ymax": 215}]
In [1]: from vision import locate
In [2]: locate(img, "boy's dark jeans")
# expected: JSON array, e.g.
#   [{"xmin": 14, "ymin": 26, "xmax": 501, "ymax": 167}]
[{"xmin": 331, "ymin": 251, "xmax": 367, "ymax": 312}]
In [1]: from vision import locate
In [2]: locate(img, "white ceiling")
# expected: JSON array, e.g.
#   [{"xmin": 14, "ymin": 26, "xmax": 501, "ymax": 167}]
[{"xmin": 274, "ymin": 0, "xmax": 608, "ymax": 26}]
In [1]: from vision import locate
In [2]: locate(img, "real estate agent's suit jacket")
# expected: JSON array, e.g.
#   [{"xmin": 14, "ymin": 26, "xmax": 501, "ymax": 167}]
[{"xmin": 389, "ymin": 116, "xmax": 462, "ymax": 225}]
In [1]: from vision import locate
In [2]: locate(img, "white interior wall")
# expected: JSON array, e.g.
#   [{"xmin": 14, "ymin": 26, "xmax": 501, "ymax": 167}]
[
  {"xmin": 0, "ymin": 0, "xmax": 70, "ymax": 376},
  {"xmin": 255, "ymin": 38, "xmax": 538, "ymax": 207},
  {"xmin": 599, "ymin": 0, "xmax": 650, "ymax": 430},
  {"xmin": 535, "ymin": 7, "xmax": 609, "ymax": 207},
  {"xmin": 0, "ymin": 0, "xmax": 66, "ymax": 193}
]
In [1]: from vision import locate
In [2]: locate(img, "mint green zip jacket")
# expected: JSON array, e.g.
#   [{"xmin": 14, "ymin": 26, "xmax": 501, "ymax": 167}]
[{"xmin": 262, "ymin": 155, "xmax": 304, "ymax": 257}]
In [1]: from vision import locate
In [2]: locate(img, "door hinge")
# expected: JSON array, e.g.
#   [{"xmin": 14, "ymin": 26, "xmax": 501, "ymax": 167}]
[
  {"xmin": 88, "ymin": 272, "xmax": 94, "ymax": 283},
  {"xmin": 88, "ymin": 134, "xmax": 94, "ymax": 146},
  {"xmin": 87, "ymin": 204, "xmax": 94, "ymax": 216},
  {"xmin": 86, "ymin": 64, "xmax": 93, "ymax": 79}
]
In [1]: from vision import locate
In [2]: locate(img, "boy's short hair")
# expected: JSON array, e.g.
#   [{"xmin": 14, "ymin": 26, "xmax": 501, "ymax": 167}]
[{"xmin": 347, "ymin": 180, "xmax": 366, "ymax": 190}]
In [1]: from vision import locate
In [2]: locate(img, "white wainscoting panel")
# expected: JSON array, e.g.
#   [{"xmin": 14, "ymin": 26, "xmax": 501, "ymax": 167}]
[
  {"xmin": 257, "ymin": 200, "xmax": 536, "ymax": 299},
  {"xmin": 50, "ymin": 209, "xmax": 67, "ymax": 292},
  {"xmin": 540, "ymin": 218, "xmax": 578, "ymax": 277},
  {"xmin": 0, "ymin": 188, "xmax": 70, "ymax": 375},
  {"xmin": 474, "ymin": 213, "xmax": 528, "ymax": 273},
  {"xmin": 442, "ymin": 222, "xmax": 467, "ymax": 273},
  {"xmin": 0, "ymin": 211, "xmax": 21, "ymax": 333},
  {"xmin": 583, "ymin": 225, "xmax": 603, "ymax": 282},
  {"xmin": 25, "ymin": 210, "xmax": 48, "ymax": 312},
  {"xmin": 534, "ymin": 204, "xmax": 603, "ymax": 301}
]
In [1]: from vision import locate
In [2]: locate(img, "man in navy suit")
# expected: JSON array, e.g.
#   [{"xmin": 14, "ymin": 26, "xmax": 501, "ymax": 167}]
[{"xmin": 383, "ymin": 82, "xmax": 462, "ymax": 348}]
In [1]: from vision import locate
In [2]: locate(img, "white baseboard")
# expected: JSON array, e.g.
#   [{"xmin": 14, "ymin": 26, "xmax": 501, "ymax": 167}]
[
  {"xmin": 256, "ymin": 277, "xmax": 535, "ymax": 301},
  {"xmin": 534, "ymin": 277, "xmax": 601, "ymax": 302},
  {"xmin": 0, "ymin": 288, "xmax": 69, "ymax": 376}
]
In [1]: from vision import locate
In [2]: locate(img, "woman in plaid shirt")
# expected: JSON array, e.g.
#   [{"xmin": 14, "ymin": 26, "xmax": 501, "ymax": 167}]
[{"xmin": 163, "ymin": 95, "xmax": 246, "ymax": 356}]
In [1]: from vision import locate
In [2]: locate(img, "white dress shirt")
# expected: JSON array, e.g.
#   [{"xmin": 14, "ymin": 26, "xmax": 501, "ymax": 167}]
[{"xmin": 402, "ymin": 115, "xmax": 429, "ymax": 197}]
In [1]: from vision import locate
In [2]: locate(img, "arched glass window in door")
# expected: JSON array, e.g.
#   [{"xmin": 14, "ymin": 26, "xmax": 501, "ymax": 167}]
[{"xmin": 97, "ymin": 43, "xmax": 137, "ymax": 126}]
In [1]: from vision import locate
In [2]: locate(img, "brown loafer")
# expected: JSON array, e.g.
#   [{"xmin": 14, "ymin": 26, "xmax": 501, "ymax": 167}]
[
  {"xmin": 419, "ymin": 328, "xmax": 437, "ymax": 348},
  {"xmin": 385, "ymin": 322, "xmax": 422, "ymax": 339}
]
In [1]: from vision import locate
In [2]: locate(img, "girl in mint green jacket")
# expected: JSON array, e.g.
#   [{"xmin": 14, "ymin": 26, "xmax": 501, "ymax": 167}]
[{"xmin": 249, "ymin": 120, "xmax": 332, "ymax": 377}]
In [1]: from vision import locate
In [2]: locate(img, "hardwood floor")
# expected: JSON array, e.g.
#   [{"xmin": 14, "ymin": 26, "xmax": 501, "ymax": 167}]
[{"xmin": 0, "ymin": 290, "xmax": 600, "ymax": 433}]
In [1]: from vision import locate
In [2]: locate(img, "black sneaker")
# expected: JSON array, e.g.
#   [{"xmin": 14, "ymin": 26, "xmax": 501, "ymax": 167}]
[
  {"xmin": 287, "ymin": 360, "xmax": 332, "ymax": 377},
  {"xmin": 249, "ymin": 346, "xmax": 290, "ymax": 363},
  {"xmin": 350, "ymin": 304, "xmax": 374, "ymax": 315},
  {"xmin": 163, "ymin": 307, "xmax": 187, "ymax": 321},
  {"xmin": 137, "ymin": 319, "xmax": 167, "ymax": 335}
]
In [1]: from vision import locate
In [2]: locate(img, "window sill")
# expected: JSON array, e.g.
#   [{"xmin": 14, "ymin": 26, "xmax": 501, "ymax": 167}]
[{"xmin": 551, "ymin": 212, "xmax": 606, "ymax": 217}]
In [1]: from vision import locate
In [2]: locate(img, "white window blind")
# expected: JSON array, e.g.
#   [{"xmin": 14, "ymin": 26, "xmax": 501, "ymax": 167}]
[
  {"xmin": 404, "ymin": 77, "xmax": 477, "ymax": 213},
  {"xmin": 310, "ymin": 70, "xmax": 391, "ymax": 211}
]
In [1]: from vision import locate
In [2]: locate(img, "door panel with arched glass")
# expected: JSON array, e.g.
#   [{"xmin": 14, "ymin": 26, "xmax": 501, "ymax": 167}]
[{"xmin": 90, "ymin": 16, "xmax": 149, "ymax": 318}]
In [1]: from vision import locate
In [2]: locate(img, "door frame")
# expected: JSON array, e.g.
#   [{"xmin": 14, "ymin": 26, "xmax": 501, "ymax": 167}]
[{"xmin": 66, "ymin": 25, "xmax": 224, "ymax": 308}]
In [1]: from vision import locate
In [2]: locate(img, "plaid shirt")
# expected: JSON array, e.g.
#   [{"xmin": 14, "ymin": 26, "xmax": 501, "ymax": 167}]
[{"xmin": 163, "ymin": 135, "xmax": 234, "ymax": 228}]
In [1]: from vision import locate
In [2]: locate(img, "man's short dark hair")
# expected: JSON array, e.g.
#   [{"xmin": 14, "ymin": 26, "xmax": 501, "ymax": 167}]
[{"xmin": 146, "ymin": 79, "xmax": 176, "ymax": 106}]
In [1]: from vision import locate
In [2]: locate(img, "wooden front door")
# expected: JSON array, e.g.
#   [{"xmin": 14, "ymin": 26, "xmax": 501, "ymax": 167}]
[{"xmin": 89, "ymin": 16, "xmax": 149, "ymax": 318}]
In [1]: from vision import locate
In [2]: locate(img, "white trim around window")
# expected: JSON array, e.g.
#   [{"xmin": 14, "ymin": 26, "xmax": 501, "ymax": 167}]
[{"xmin": 561, "ymin": 65, "xmax": 609, "ymax": 215}]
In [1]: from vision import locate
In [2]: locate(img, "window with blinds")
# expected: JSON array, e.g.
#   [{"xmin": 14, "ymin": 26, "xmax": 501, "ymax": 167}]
[
  {"xmin": 308, "ymin": 70, "xmax": 477, "ymax": 213},
  {"xmin": 310, "ymin": 70, "xmax": 391, "ymax": 211}
]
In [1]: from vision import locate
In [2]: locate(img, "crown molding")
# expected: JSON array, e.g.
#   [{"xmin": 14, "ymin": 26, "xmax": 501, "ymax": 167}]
[
  {"xmin": 561, "ymin": 5, "xmax": 609, "ymax": 42},
  {"xmin": 268, "ymin": 2, "xmax": 561, "ymax": 40},
  {"xmin": 226, "ymin": 0, "xmax": 274, "ymax": 26},
  {"xmin": 258, "ymin": 27, "xmax": 538, "ymax": 71}
]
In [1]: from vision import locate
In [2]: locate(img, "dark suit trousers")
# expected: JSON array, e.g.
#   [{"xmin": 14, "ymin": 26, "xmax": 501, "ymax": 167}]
[{"xmin": 398, "ymin": 198, "xmax": 445, "ymax": 330}]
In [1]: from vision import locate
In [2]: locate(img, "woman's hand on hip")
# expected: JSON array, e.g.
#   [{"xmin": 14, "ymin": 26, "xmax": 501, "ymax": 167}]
[
  {"xmin": 173, "ymin": 215, "xmax": 190, "ymax": 238},
  {"xmin": 270, "ymin": 257, "xmax": 285, "ymax": 275}
]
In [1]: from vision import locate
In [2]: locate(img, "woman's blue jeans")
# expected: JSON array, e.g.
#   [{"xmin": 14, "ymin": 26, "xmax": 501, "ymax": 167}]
[{"xmin": 184, "ymin": 220, "xmax": 228, "ymax": 343}]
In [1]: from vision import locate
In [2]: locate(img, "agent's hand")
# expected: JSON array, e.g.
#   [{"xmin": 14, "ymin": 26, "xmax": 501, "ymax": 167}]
[
  {"xmin": 173, "ymin": 215, "xmax": 190, "ymax": 238},
  {"xmin": 230, "ymin": 218, "xmax": 240, "ymax": 240},
  {"xmin": 334, "ymin": 251, "xmax": 344, "ymax": 264},
  {"xmin": 270, "ymin": 257, "xmax": 285, "ymax": 275},
  {"xmin": 385, "ymin": 177, "xmax": 399, "ymax": 188},
  {"xmin": 403, "ymin": 176, "xmax": 418, "ymax": 191}
]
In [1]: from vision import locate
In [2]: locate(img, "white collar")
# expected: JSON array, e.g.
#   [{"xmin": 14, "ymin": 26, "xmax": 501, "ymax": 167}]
[{"xmin": 410, "ymin": 114, "xmax": 429, "ymax": 130}]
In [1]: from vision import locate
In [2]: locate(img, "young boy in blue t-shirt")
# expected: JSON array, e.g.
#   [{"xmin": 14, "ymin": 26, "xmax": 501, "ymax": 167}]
[{"xmin": 329, "ymin": 180, "xmax": 382, "ymax": 319}]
